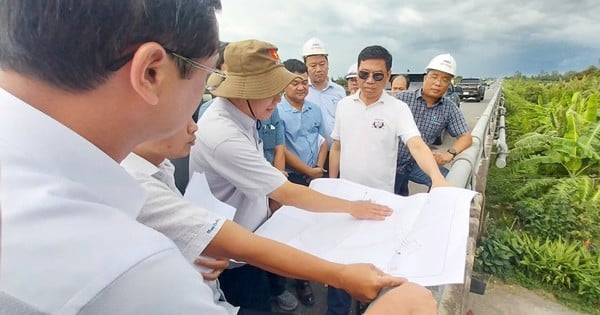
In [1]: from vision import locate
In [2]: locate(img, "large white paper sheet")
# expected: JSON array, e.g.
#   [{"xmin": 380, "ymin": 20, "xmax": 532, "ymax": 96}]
[
  {"xmin": 183, "ymin": 172, "xmax": 237, "ymax": 220},
  {"xmin": 254, "ymin": 178, "xmax": 477, "ymax": 286}
]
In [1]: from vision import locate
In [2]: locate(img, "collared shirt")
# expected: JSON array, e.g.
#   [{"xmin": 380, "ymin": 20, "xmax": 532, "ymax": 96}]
[
  {"xmin": 331, "ymin": 91, "xmax": 421, "ymax": 192},
  {"xmin": 0, "ymin": 88, "xmax": 229, "ymax": 314},
  {"xmin": 306, "ymin": 80, "xmax": 346, "ymax": 147},
  {"xmin": 121, "ymin": 153, "xmax": 237, "ymax": 315},
  {"xmin": 396, "ymin": 89, "xmax": 469, "ymax": 171},
  {"xmin": 190, "ymin": 97, "xmax": 287, "ymax": 232},
  {"xmin": 121, "ymin": 153, "xmax": 225, "ymax": 263},
  {"xmin": 278, "ymin": 98, "xmax": 326, "ymax": 173},
  {"xmin": 258, "ymin": 107, "xmax": 285, "ymax": 164}
]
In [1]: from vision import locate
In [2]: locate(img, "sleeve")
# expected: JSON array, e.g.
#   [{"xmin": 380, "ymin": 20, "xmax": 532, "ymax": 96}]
[
  {"xmin": 273, "ymin": 108, "xmax": 285, "ymax": 146},
  {"xmin": 315, "ymin": 107, "xmax": 327, "ymax": 138},
  {"xmin": 135, "ymin": 174, "xmax": 225, "ymax": 263},
  {"xmin": 445, "ymin": 104, "xmax": 470, "ymax": 137},
  {"xmin": 80, "ymin": 249, "xmax": 233, "ymax": 315},
  {"xmin": 396, "ymin": 101, "xmax": 421, "ymax": 144},
  {"xmin": 210, "ymin": 137, "xmax": 287, "ymax": 197},
  {"xmin": 330, "ymin": 101, "xmax": 342, "ymax": 141}
]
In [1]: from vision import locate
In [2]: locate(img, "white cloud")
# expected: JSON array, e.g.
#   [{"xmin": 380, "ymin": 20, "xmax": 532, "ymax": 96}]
[{"xmin": 216, "ymin": 0, "xmax": 600, "ymax": 77}]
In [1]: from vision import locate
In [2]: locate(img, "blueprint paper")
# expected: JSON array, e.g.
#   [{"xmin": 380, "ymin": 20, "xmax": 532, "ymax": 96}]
[{"xmin": 254, "ymin": 178, "xmax": 477, "ymax": 286}]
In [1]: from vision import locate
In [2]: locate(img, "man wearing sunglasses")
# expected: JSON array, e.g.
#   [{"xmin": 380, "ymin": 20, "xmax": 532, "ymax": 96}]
[
  {"xmin": 394, "ymin": 54, "xmax": 472, "ymax": 196},
  {"xmin": 327, "ymin": 45, "xmax": 448, "ymax": 315}
]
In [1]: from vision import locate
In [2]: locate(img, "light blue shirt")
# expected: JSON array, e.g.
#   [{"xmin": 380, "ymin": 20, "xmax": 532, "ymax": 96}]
[
  {"xmin": 306, "ymin": 80, "xmax": 346, "ymax": 147},
  {"xmin": 278, "ymin": 98, "xmax": 326, "ymax": 173},
  {"xmin": 258, "ymin": 107, "xmax": 285, "ymax": 165}
]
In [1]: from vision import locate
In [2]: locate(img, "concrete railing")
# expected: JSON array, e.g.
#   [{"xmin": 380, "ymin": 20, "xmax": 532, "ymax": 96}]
[{"xmin": 436, "ymin": 82, "xmax": 504, "ymax": 314}]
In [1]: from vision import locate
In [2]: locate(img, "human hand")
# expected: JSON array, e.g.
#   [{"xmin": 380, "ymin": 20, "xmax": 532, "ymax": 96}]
[
  {"xmin": 306, "ymin": 166, "xmax": 325, "ymax": 180},
  {"xmin": 349, "ymin": 200, "xmax": 393, "ymax": 220},
  {"xmin": 334, "ymin": 263, "xmax": 407, "ymax": 302},
  {"xmin": 194, "ymin": 257, "xmax": 229, "ymax": 281},
  {"xmin": 364, "ymin": 282, "xmax": 437, "ymax": 315},
  {"xmin": 432, "ymin": 151, "xmax": 453, "ymax": 165}
]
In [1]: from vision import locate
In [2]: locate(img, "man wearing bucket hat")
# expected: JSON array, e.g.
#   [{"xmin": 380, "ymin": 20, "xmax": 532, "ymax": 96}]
[
  {"xmin": 394, "ymin": 53, "xmax": 472, "ymax": 196},
  {"xmin": 189, "ymin": 39, "xmax": 399, "ymax": 311}
]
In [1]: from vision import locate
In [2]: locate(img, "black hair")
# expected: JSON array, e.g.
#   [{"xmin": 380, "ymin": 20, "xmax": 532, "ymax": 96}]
[
  {"xmin": 357, "ymin": 45, "xmax": 392, "ymax": 71},
  {"xmin": 215, "ymin": 41, "xmax": 229, "ymax": 71},
  {"xmin": 0, "ymin": 0, "xmax": 222, "ymax": 91},
  {"xmin": 283, "ymin": 59, "xmax": 307, "ymax": 74}
]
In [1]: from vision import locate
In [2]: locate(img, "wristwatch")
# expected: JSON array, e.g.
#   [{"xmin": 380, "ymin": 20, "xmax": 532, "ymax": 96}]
[{"xmin": 447, "ymin": 148, "xmax": 457, "ymax": 159}]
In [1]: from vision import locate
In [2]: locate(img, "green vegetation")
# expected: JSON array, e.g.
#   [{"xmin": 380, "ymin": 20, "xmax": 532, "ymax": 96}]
[{"xmin": 476, "ymin": 66, "xmax": 600, "ymax": 314}]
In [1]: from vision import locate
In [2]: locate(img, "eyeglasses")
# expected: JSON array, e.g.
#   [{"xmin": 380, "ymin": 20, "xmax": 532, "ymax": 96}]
[
  {"xmin": 358, "ymin": 70, "xmax": 385, "ymax": 82},
  {"xmin": 106, "ymin": 47, "xmax": 226, "ymax": 79},
  {"xmin": 426, "ymin": 73, "xmax": 451, "ymax": 86},
  {"xmin": 166, "ymin": 49, "xmax": 226, "ymax": 78}
]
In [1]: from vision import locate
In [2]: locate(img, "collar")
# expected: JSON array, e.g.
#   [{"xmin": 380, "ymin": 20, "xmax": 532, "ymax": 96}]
[
  {"xmin": 0, "ymin": 88, "xmax": 146, "ymax": 219},
  {"xmin": 308, "ymin": 79, "xmax": 335, "ymax": 92},
  {"xmin": 121, "ymin": 152, "xmax": 161, "ymax": 177},
  {"xmin": 280, "ymin": 97, "xmax": 311, "ymax": 113},
  {"xmin": 353, "ymin": 89, "xmax": 389, "ymax": 107},
  {"xmin": 416, "ymin": 89, "xmax": 444, "ymax": 108}
]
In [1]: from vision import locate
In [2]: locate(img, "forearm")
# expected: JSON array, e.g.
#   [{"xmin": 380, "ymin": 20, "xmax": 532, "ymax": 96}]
[
  {"xmin": 203, "ymin": 220, "xmax": 343, "ymax": 284},
  {"xmin": 284, "ymin": 149, "xmax": 312, "ymax": 175},
  {"xmin": 328, "ymin": 140, "xmax": 341, "ymax": 178},
  {"xmin": 408, "ymin": 138, "xmax": 445, "ymax": 181},
  {"xmin": 273, "ymin": 145, "xmax": 286, "ymax": 172},
  {"xmin": 452, "ymin": 133, "xmax": 473, "ymax": 153},
  {"xmin": 316, "ymin": 141, "xmax": 328, "ymax": 168},
  {"xmin": 270, "ymin": 181, "xmax": 352, "ymax": 213}
]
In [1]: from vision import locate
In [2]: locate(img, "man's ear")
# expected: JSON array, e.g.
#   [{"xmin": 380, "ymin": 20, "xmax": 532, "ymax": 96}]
[{"xmin": 129, "ymin": 42, "xmax": 171, "ymax": 106}]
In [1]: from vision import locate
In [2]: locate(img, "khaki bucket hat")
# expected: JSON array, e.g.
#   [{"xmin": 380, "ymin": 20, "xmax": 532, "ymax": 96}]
[{"xmin": 210, "ymin": 39, "xmax": 300, "ymax": 99}]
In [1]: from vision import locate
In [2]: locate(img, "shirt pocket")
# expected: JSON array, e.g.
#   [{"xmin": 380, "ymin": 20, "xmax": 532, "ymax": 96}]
[{"xmin": 261, "ymin": 127, "xmax": 279, "ymax": 150}]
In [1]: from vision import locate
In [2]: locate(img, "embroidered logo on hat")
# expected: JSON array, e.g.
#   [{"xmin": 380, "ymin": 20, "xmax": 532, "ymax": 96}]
[{"xmin": 268, "ymin": 48, "xmax": 282, "ymax": 64}]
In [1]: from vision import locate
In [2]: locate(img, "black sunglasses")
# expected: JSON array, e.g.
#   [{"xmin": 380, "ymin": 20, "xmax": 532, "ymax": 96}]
[{"xmin": 358, "ymin": 70, "xmax": 385, "ymax": 82}]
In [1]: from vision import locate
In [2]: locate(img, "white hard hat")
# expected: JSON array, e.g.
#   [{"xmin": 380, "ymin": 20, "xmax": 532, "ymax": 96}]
[
  {"xmin": 302, "ymin": 37, "xmax": 328, "ymax": 57},
  {"xmin": 425, "ymin": 53, "xmax": 456, "ymax": 76},
  {"xmin": 345, "ymin": 62, "xmax": 357, "ymax": 79}
]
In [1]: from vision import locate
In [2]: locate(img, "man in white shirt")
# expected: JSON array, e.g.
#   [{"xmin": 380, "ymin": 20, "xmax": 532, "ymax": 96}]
[
  {"xmin": 0, "ymin": 1, "xmax": 236, "ymax": 314},
  {"xmin": 328, "ymin": 45, "xmax": 449, "ymax": 315}
]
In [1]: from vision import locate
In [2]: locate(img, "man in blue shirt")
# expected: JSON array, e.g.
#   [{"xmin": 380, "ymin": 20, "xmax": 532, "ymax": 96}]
[
  {"xmin": 278, "ymin": 59, "xmax": 328, "ymax": 187},
  {"xmin": 302, "ymin": 38, "xmax": 346, "ymax": 168}
]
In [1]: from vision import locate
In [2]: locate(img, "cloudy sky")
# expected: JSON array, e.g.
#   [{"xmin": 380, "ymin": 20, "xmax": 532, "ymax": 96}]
[{"xmin": 215, "ymin": 0, "xmax": 600, "ymax": 78}]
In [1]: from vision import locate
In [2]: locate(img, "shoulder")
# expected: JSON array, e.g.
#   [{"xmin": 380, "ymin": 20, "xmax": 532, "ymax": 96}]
[
  {"xmin": 330, "ymin": 83, "xmax": 347, "ymax": 98},
  {"xmin": 303, "ymin": 100, "xmax": 322, "ymax": 114},
  {"xmin": 197, "ymin": 106, "xmax": 245, "ymax": 148},
  {"xmin": 383, "ymin": 93, "xmax": 410, "ymax": 110},
  {"xmin": 395, "ymin": 90, "xmax": 418, "ymax": 102}
]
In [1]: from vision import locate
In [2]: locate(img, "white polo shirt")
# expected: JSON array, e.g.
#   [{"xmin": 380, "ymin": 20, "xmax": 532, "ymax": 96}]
[
  {"xmin": 189, "ymin": 97, "xmax": 287, "ymax": 232},
  {"xmin": 331, "ymin": 91, "xmax": 421, "ymax": 192},
  {"xmin": 0, "ymin": 88, "xmax": 230, "ymax": 314}
]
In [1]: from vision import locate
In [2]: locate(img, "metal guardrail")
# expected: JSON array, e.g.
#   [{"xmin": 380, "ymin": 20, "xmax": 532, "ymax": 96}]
[{"xmin": 436, "ymin": 82, "xmax": 504, "ymax": 314}]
